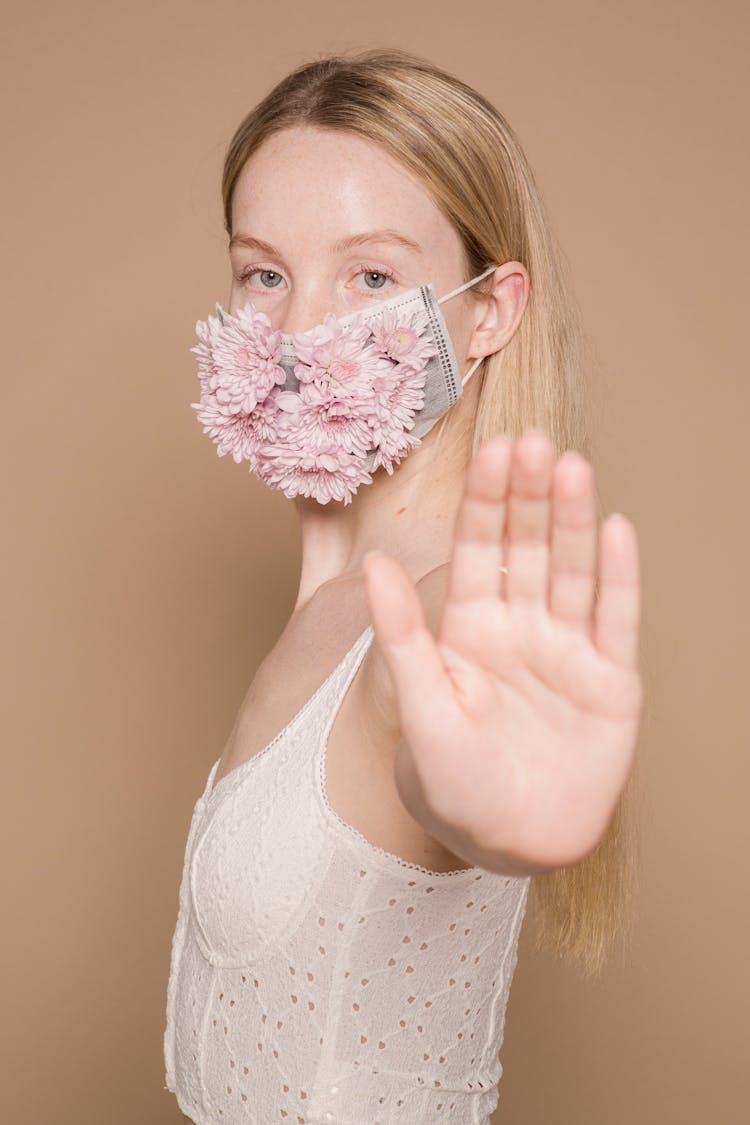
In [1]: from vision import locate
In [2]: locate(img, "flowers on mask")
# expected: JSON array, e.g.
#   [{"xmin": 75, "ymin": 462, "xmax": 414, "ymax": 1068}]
[
  {"xmin": 193, "ymin": 304, "xmax": 287, "ymax": 413},
  {"xmin": 190, "ymin": 301, "xmax": 437, "ymax": 504}
]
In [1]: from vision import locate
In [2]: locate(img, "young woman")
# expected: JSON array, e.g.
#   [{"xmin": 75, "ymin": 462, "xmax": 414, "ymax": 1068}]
[{"xmin": 164, "ymin": 48, "xmax": 643, "ymax": 1124}]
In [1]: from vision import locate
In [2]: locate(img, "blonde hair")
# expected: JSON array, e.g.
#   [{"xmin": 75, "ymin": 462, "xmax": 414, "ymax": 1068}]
[{"xmin": 220, "ymin": 47, "xmax": 641, "ymax": 978}]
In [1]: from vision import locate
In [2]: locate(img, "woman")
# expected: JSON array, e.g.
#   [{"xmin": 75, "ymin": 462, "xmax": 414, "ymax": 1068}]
[{"xmin": 164, "ymin": 48, "xmax": 643, "ymax": 1124}]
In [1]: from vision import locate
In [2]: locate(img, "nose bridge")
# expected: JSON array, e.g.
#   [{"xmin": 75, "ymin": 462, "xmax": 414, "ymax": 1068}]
[{"xmin": 278, "ymin": 277, "xmax": 337, "ymax": 336}]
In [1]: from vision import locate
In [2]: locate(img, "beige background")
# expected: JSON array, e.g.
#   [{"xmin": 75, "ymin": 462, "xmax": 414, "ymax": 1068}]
[{"xmin": 2, "ymin": 1, "xmax": 747, "ymax": 1122}]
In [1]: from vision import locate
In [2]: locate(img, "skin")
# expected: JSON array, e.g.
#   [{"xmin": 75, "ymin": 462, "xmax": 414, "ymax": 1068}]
[{"xmin": 217, "ymin": 123, "xmax": 643, "ymax": 879}]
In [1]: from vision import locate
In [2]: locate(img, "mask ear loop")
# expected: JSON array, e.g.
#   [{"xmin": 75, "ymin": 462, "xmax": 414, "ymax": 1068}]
[
  {"xmin": 436, "ymin": 263, "xmax": 498, "ymax": 387},
  {"xmin": 436, "ymin": 263, "xmax": 498, "ymax": 306},
  {"xmin": 460, "ymin": 353, "xmax": 485, "ymax": 387}
]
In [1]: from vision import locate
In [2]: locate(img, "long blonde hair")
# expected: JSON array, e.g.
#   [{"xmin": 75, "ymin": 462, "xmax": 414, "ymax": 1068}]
[{"xmin": 220, "ymin": 47, "xmax": 641, "ymax": 978}]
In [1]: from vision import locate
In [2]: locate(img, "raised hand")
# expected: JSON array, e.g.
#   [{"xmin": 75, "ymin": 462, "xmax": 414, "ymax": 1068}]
[{"xmin": 362, "ymin": 429, "xmax": 643, "ymax": 876}]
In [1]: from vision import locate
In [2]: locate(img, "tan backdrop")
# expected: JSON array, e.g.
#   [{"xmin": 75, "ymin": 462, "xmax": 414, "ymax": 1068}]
[{"xmin": 2, "ymin": 1, "xmax": 747, "ymax": 1122}]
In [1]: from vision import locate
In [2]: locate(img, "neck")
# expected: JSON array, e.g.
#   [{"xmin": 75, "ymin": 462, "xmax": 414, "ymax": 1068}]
[{"xmin": 291, "ymin": 381, "xmax": 480, "ymax": 612}]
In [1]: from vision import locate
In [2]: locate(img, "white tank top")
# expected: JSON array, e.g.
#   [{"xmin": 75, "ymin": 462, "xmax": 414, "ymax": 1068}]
[{"xmin": 164, "ymin": 624, "xmax": 530, "ymax": 1124}]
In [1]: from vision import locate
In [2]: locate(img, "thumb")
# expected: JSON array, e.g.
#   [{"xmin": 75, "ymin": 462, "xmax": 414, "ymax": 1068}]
[{"xmin": 362, "ymin": 550, "xmax": 452, "ymax": 718}]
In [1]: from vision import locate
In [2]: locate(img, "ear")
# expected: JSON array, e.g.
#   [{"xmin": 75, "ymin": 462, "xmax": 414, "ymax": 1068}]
[{"xmin": 468, "ymin": 261, "xmax": 530, "ymax": 361}]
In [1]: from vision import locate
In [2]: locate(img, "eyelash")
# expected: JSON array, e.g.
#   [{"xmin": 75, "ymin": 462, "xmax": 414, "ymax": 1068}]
[{"xmin": 237, "ymin": 263, "xmax": 398, "ymax": 290}]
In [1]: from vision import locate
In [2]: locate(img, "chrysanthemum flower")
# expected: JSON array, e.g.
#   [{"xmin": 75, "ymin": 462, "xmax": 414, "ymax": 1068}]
[
  {"xmin": 275, "ymin": 382, "xmax": 376, "ymax": 457},
  {"xmin": 190, "ymin": 388, "xmax": 284, "ymax": 464},
  {"xmin": 192, "ymin": 304, "xmax": 287, "ymax": 413},
  {"xmin": 253, "ymin": 440, "xmax": 373, "ymax": 505},
  {"xmin": 292, "ymin": 313, "xmax": 374, "ymax": 396},
  {"xmin": 368, "ymin": 307, "xmax": 437, "ymax": 372}
]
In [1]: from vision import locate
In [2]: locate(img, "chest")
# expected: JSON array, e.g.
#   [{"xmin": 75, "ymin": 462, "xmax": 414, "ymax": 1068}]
[{"xmin": 210, "ymin": 626, "xmax": 471, "ymax": 875}]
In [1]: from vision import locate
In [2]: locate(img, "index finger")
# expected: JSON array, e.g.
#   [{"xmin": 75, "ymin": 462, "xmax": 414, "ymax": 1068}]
[{"xmin": 446, "ymin": 434, "xmax": 513, "ymax": 604}]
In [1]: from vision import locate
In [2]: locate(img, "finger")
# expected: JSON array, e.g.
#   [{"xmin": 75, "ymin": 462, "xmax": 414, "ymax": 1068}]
[
  {"xmin": 362, "ymin": 549, "xmax": 455, "ymax": 728},
  {"xmin": 505, "ymin": 429, "xmax": 556, "ymax": 608},
  {"xmin": 549, "ymin": 451, "xmax": 598, "ymax": 633},
  {"xmin": 593, "ymin": 514, "xmax": 642, "ymax": 669},
  {"xmin": 446, "ymin": 433, "xmax": 513, "ymax": 604}
]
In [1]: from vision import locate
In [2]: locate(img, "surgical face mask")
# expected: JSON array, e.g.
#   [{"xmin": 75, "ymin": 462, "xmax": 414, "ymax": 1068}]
[{"xmin": 190, "ymin": 263, "xmax": 498, "ymax": 505}]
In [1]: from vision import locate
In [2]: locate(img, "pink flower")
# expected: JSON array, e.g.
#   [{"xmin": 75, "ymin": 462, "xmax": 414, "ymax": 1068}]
[
  {"xmin": 359, "ymin": 356, "xmax": 430, "ymax": 473},
  {"xmin": 292, "ymin": 313, "xmax": 374, "ymax": 397},
  {"xmin": 369, "ymin": 424, "xmax": 421, "ymax": 474},
  {"xmin": 275, "ymin": 381, "xmax": 375, "ymax": 457},
  {"xmin": 190, "ymin": 387, "xmax": 284, "ymax": 464},
  {"xmin": 192, "ymin": 304, "xmax": 286, "ymax": 413},
  {"xmin": 253, "ymin": 440, "xmax": 373, "ymax": 505},
  {"xmin": 368, "ymin": 307, "xmax": 437, "ymax": 372}
]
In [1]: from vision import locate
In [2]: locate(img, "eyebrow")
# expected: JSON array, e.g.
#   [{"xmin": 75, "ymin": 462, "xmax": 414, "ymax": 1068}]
[{"xmin": 228, "ymin": 229, "xmax": 423, "ymax": 256}]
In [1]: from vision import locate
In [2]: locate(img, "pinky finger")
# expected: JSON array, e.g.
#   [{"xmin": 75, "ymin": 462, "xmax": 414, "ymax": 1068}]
[{"xmin": 593, "ymin": 514, "xmax": 641, "ymax": 669}]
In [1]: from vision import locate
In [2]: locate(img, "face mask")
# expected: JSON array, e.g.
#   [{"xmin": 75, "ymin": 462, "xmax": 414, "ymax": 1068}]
[{"xmin": 190, "ymin": 263, "xmax": 498, "ymax": 505}]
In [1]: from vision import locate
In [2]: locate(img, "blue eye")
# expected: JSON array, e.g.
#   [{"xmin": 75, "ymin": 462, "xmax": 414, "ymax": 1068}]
[
  {"xmin": 239, "ymin": 268, "xmax": 284, "ymax": 288},
  {"xmin": 362, "ymin": 271, "xmax": 388, "ymax": 289}
]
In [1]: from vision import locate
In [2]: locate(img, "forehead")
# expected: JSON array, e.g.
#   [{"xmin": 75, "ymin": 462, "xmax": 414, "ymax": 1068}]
[{"xmin": 229, "ymin": 125, "xmax": 464, "ymax": 262}]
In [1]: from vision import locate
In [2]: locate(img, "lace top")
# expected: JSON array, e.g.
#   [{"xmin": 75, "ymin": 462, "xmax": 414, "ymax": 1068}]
[{"xmin": 163, "ymin": 624, "xmax": 531, "ymax": 1124}]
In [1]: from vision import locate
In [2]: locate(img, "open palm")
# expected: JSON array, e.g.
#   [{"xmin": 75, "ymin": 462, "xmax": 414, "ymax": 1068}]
[{"xmin": 363, "ymin": 429, "xmax": 643, "ymax": 875}]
